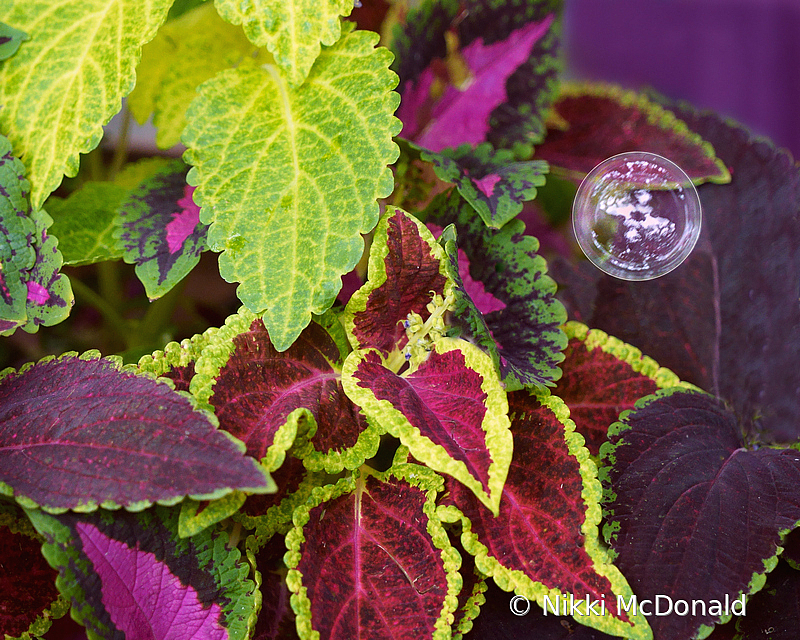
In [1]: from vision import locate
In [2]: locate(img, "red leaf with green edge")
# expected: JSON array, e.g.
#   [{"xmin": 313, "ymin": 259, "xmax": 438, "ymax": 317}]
[
  {"xmin": 556, "ymin": 322, "xmax": 690, "ymax": 456},
  {"xmin": 552, "ymin": 100, "xmax": 800, "ymax": 444},
  {"xmin": 392, "ymin": 0, "xmax": 561, "ymax": 151},
  {"xmin": 256, "ymin": 569, "xmax": 300, "ymax": 640},
  {"xmin": 193, "ymin": 308, "xmax": 379, "ymax": 474},
  {"xmin": 284, "ymin": 465, "xmax": 461, "ymax": 640},
  {"xmin": 342, "ymin": 338, "xmax": 512, "ymax": 515},
  {"xmin": 0, "ymin": 503, "xmax": 68, "ymax": 639},
  {"xmin": 137, "ymin": 325, "xmax": 220, "ymax": 392},
  {"xmin": 115, "ymin": 159, "xmax": 209, "ymax": 300},
  {"xmin": 734, "ymin": 560, "xmax": 800, "ymax": 640},
  {"xmin": 420, "ymin": 142, "xmax": 548, "ymax": 228},
  {"xmin": 467, "ymin": 579, "xmax": 619, "ymax": 640},
  {"xmin": 450, "ymin": 552, "xmax": 487, "ymax": 640},
  {"xmin": 26, "ymin": 505, "xmax": 258, "ymax": 640},
  {"xmin": 600, "ymin": 388, "xmax": 800, "ymax": 640},
  {"xmin": 438, "ymin": 392, "xmax": 650, "ymax": 640},
  {"xmin": 535, "ymin": 83, "xmax": 730, "ymax": 185},
  {"xmin": 783, "ymin": 527, "xmax": 800, "ymax": 570},
  {"xmin": 426, "ymin": 189, "xmax": 567, "ymax": 390},
  {"xmin": 343, "ymin": 207, "xmax": 450, "ymax": 356},
  {"xmin": 0, "ymin": 353, "xmax": 273, "ymax": 512}
]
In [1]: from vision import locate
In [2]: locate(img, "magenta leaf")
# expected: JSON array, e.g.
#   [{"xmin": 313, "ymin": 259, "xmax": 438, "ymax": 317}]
[
  {"xmin": 343, "ymin": 339, "xmax": 512, "ymax": 515},
  {"xmin": 115, "ymin": 159, "xmax": 209, "ymax": 300},
  {"xmin": 438, "ymin": 392, "xmax": 650, "ymax": 639},
  {"xmin": 552, "ymin": 98, "xmax": 800, "ymax": 444},
  {"xmin": 285, "ymin": 465, "xmax": 461, "ymax": 640},
  {"xmin": 427, "ymin": 189, "xmax": 567, "ymax": 390},
  {"xmin": 193, "ymin": 309, "xmax": 378, "ymax": 474},
  {"xmin": 601, "ymin": 389, "xmax": 800, "ymax": 640},
  {"xmin": 0, "ymin": 354, "xmax": 273, "ymax": 511},
  {"xmin": 26, "ymin": 505, "xmax": 258, "ymax": 640},
  {"xmin": 421, "ymin": 142, "xmax": 548, "ymax": 228},
  {"xmin": 393, "ymin": 0, "xmax": 561, "ymax": 151},
  {"xmin": 343, "ymin": 208, "xmax": 450, "ymax": 355},
  {"xmin": 535, "ymin": 83, "xmax": 730, "ymax": 185},
  {"xmin": 556, "ymin": 322, "xmax": 686, "ymax": 456},
  {"xmin": 0, "ymin": 502, "xmax": 67, "ymax": 639}
]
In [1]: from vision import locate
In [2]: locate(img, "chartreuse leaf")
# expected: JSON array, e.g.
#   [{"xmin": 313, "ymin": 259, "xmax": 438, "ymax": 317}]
[
  {"xmin": 342, "ymin": 207, "xmax": 451, "ymax": 356},
  {"xmin": 26, "ymin": 505, "xmax": 258, "ymax": 640},
  {"xmin": 536, "ymin": 82, "xmax": 730, "ymax": 185},
  {"xmin": 128, "ymin": 2, "xmax": 264, "ymax": 149},
  {"xmin": 427, "ymin": 189, "xmax": 567, "ymax": 390},
  {"xmin": 422, "ymin": 142, "xmax": 548, "ymax": 228},
  {"xmin": 342, "ymin": 337, "xmax": 512, "ymax": 515},
  {"xmin": 178, "ymin": 491, "xmax": 247, "ymax": 538},
  {"xmin": 393, "ymin": 0, "xmax": 561, "ymax": 152},
  {"xmin": 137, "ymin": 323, "xmax": 220, "ymax": 392},
  {"xmin": 0, "ymin": 0, "xmax": 173, "ymax": 209},
  {"xmin": 183, "ymin": 25, "xmax": 401, "ymax": 351},
  {"xmin": 601, "ymin": 388, "xmax": 800, "ymax": 640},
  {"xmin": 0, "ymin": 353, "xmax": 274, "ymax": 512},
  {"xmin": 438, "ymin": 392, "xmax": 651, "ymax": 640},
  {"xmin": 0, "ymin": 501, "xmax": 69, "ymax": 639},
  {"xmin": 213, "ymin": 0, "xmax": 355, "ymax": 87},
  {"xmin": 193, "ymin": 307, "xmax": 380, "ymax": 474},
  {"xmin": 285, "ymin": 464, "xmax": 461, "ymax": 640},
  {"xmin": 115, "ymin": 159, "xmax": 209, "ymax": 299},
  {"xmin": 0, "ymin": 21, "xmax": 27, "ymax": 60},
  {"xmin": 557, "ymin": 321, "xmax": 694, "ymax": 455}
]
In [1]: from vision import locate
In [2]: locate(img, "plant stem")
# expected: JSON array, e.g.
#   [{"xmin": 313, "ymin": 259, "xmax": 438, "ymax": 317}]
[
  {"xmin": 132, "ymin": 280, "xmax": 186, "ymax": 348},
  {"xmin": 109, "ymin": 106, "xmax": 131, "ymax": 179},
  {"xmin": 70, "ymin": 277, "xmax": 130, "ymax": 342}
]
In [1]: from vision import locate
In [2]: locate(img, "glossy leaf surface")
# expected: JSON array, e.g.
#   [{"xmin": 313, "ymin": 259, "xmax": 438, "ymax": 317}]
[
  {"xmin": 285, "ymin": 466, "xmax": 460, "ymax": 640},
  {"xmin": 27, "ymin": 505, "xmax": 258, "ymax": 640},
  {"xmin": 183, "ymin": 26, "xmax": 400, "ymax": 350},
  {"xmin": 0, "ymin": 355, "xmax": 273, "ymax": 511},
  {"xmin": 439, "ymin": 392, "xmax": 649, "ymax": 639},
  {"xmin": 602, "ymin": 389, "xmax": 800, "ymax": 640},
  {"xmin": 0, "ymin": 0, "xmax": 173, "ymax": 208}
]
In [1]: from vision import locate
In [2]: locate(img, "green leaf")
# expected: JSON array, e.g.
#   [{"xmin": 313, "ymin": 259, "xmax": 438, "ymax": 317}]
[
  {"xmin": 213, "ymin": 0, "xmax": 355, "ymax": 87},
  {"xmin": 178, "ymin": 490, "xmax": 247, "ymax": 537},
  {"xmin": 183, "ymin": 26, "xmax": 401, "ymax": 351},
  {"xmin": 128, "ymin": 2, "xmax": 264, "ymax": 149},
  {"xmin": 0, "ymin": 21, "xmax": 28, "ymax": 61},
  {"xmin": 0, "ymin": 0, "xmax": 173, "ymax": 209}
]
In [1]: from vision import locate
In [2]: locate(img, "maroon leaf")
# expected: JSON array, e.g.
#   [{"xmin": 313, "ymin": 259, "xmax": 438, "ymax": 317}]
[
  {"xmin": 535, "ymin": 83, "xmax": 730, "ymax": 185},
  {"xmin": 0, "ymin": 355, "xmax": 272, "ymax": 511},
  {"xmin": 344, "ymin": 208, "xmax": 449, "ymax": 355},
  {"xmin": 602, "ymin": 389, "xmax": 800, "ymax": 640},
  {"xmin": 552, "ymin": 100, "xmax": 800, "ymax": 443},
  {"xmin": 203, "ymin": 313, "xmax": 376, "ymax": 472},
  {"xmin": 734, "ymin": 560, "xmax": 800, "ymax": 640},
  {"xmin": 439, "ymin": 392, "xmax": 647, "ymax": 638},
  {"xmin": 285, "ymin": 467, "xmax": 459, "ymax": 640},
  {"xmin": 556, "ymin": 323, "xmax": 685, "ymax": 456}
]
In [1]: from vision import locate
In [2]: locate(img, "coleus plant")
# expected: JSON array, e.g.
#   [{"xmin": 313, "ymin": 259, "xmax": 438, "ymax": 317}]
[{"xmin": 1, "ymin": 2, "xmax": 799, "ymax": 640}]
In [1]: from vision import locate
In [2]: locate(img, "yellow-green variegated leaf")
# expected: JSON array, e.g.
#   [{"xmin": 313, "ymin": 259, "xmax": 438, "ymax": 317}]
[
  {"xmin": 0, "ymin": 0, "xmax": 173, "ymax": 210},
  {"xmin": 183, "ymin": 26, "xmax": 400, "ymax": 351},
  {"xmin": 213, "ymin": 0, "xmax": 354, "ymax": 86},
  {"xmin": 128, "ymin": 2, "xmax": 263, "ymax": 149}
]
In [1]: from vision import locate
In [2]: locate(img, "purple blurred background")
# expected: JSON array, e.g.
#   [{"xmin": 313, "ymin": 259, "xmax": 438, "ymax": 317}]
[{"xmin": 563, "ymin": 0, "xmax": 800, "ymax": 161}]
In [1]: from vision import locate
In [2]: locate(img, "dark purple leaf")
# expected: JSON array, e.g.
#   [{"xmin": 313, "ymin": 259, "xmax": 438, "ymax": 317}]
[
  {"xmin": 285, "ymin": 466, "xmax": 459, "ymax": 640},
  {"xmin": 0, "ymin": 355, "xmax": 272, "ymax": 511},
  {"xmin": 535, "ymin": 83, "xmax": 730, "ymax": 185},
  {"xmin": 555, "ymin": 323, "xmax": 683, "ymax": 456},
  {"xmin": 421, "ymin": 142, "xmax": 548, "ymax": 228},
  {"xmin": 198, "ymin": 311, "xmax": 378, "ymax": 473},
  {"xmin": 255, "ymin": 568, "xmax": 299, "ymax": 640},
  {"xmin": 440, "ymin": 392, "xmax": 648, "ymax": 638},
  {"xmin": 26, "ymin": 505, "xmax": 258, "ymax": 640},
  {"xmin": 393, "ymin": 0, "xmax": 561, "ymax": 151},
  {"xmin": 602, "ymin": 389, "xmax": 800, "ymax": 640},
  {"xmin": 552, "ymin": 101, "xmax": 800, "ymax": 443},
  {"xmin": 466, "ymin": 580, "xmax": 618, "ymax": 640},
  {"xmin": 344, "ymin": 208, "xmax": 449, "ymax": 355},
  {"xmin": 427, "ymin": 189, "xmax": 567, "ymax": 390},
  {"xmin": 782, "ymin": 528, "xmax": 800, "ymax": 569},
  {"xmin": 343, "ymin": 341, "xmax": 512, "ymax": 514},
  {"xmin": 116, "ymin": 159, "xmax": 209, "ymax": 300},
  {"xmin": 734, "ymin": 561, "xmax": 800, "ymax": 640}
]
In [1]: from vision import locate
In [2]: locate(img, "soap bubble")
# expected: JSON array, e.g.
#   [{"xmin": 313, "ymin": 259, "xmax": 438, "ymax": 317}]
[{"xmin": 572, "ymin": 152, "xmax": 702, "ymax": 280}]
